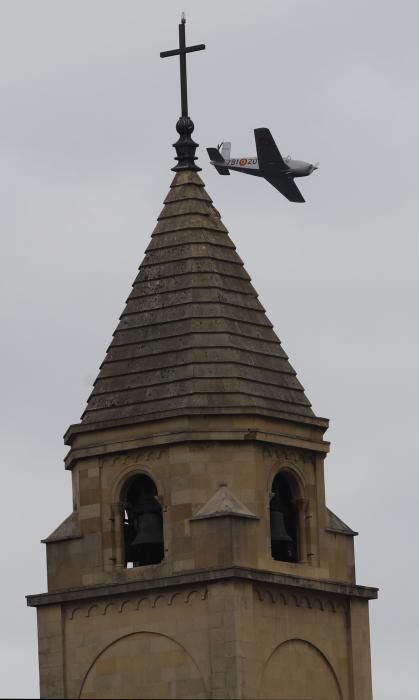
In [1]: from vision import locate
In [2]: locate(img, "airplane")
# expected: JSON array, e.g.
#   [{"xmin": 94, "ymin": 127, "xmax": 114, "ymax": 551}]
[{"xmin": 207, "ymin": 127, "xmax": 318, "ymax": 203}]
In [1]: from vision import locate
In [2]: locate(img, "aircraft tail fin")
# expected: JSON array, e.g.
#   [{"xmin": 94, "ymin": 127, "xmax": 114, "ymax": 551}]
[
  {"xmin": 220, "ymin": 142, "xmax": 231, "ymax": 160},
  {"xmin": 207, "ymin": 147, "xmax": 230, "ymax": 175}
]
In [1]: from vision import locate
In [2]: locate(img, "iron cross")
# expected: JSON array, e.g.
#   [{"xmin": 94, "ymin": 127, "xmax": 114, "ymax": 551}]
[{"xmin": 160, "ymin": 14, "xmax": 205, "ymax": 118}]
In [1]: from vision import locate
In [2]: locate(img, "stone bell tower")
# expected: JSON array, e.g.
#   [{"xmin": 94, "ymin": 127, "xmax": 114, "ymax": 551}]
[{"xmin": 27, "ymin": 17, "xmax": 377, "ymax": 700}]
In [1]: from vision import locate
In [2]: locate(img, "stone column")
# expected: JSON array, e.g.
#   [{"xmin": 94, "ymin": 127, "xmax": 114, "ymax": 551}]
[
  {"xmin": 294, "ymin": 498, "xmax": 308, "ymax": 564},
  {"xmin": 111, "ymin": 502, "xmax": 124, "ymax": 569}
]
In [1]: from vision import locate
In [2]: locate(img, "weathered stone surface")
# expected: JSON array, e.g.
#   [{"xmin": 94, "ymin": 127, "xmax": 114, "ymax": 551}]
[
  {"xmin": 135, "ymin": 257, "xmax": 249, "ymax": 282},
  {"xmin": 124, "ymin": 287, "xmax": 265, "ymax": 313},
  {"xmin": 96, "ymin": 348, "xmax": 293, "ymax": 379},
  {"xmin": 116, "ymin": 302, "xmax": 270, "ymax": 329},
  {"xmin": 104, "ymin": 332, "xmax": 289, "ymax": 362},
  {"xmin": 164, "ymin": 183, "xmax": 211, "ymax": 203},
  {"xmin": 152, "ymin": 213, "xmax": 228, "ymax": 235},
  {"xmin": 157, "ymin": 198, "xmax": 215, "ymax": 218},
  {"xmin": 109, "ymin": 318, "xmax": 279, "ymax": 345},
  {"xmin": 128, "ymin": 272, "xmax": 256, "ymax": 297},
  {"xmin": 78, "ymin": 171, "xmax": 315, "ymax": 428},
  {"xmin": 93, "ymin": 364, "xmax": 303, "ymax": 394},
  {"xmin": 142, "ymin": 243, "xmax": 241, "ymax": 267},
  {"xmin": 147, "ymin": 228, "xmax": 236, "ymax": 249}
]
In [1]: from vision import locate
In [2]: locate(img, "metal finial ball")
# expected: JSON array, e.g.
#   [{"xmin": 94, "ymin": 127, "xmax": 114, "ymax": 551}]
[{"xmin": 176, "ymin": 116, "xmax": 195, "ymax": 136}]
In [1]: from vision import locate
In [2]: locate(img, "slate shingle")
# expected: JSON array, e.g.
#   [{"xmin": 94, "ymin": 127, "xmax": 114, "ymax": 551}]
[{"xmin": 80, "ymin": 170, "xmax": 317, "ymax": 426}]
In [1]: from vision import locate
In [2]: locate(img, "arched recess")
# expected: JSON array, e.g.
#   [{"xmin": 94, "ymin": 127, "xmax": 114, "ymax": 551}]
[
  {"xmin": 267, "ymin": 461, "xmax": 306, "ymax": 497},
  {"xmin": 121, "ymin": 473, "xmax": 164, "ymax": 567},
  {"xmin": 79, "ymin": 631, "xmax": 208, "ymax": 699},
  {"xmin": 260, "ymin": 638, "xmax": 342, "ymax": 700},
  {"xmin": 270, "ymin": 471, "xmax": 300, "ymax": 562}
]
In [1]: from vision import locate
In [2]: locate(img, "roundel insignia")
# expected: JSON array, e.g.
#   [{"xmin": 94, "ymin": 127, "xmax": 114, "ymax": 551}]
[{"xmin": 239, "ymin": 158, "xmax": 247, "ymax": 166}]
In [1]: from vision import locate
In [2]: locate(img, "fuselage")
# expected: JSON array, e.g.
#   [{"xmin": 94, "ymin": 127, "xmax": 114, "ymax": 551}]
[{"xmin": 222, "ymin": 156, "xmax": 316, "ymax": 178}]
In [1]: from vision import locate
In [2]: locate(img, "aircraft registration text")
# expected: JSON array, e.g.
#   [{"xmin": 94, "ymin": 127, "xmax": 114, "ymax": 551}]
[{"xmin": 227, "ymin": 158, "xmax": 258, "ymax": 166}]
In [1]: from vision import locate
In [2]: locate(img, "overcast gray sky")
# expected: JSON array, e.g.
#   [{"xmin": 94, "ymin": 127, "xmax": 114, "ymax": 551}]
[{"xmin": 1, "ymin": 1, "xmax": 418, "ymax": 697}]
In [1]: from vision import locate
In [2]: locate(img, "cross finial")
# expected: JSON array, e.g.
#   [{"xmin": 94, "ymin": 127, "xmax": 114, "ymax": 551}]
[{"xmin": 160, "ymin": 16, "xmax": 206, "ymax": 171}]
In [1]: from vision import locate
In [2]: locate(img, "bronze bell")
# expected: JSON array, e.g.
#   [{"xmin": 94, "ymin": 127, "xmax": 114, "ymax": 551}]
[
  {"xmin": 132, "ymin": 511, "xmax": 163, "ymax": 547},
  {"xmin": 270, "ymin": 511, "xmax": 293, "ymax": 543}
]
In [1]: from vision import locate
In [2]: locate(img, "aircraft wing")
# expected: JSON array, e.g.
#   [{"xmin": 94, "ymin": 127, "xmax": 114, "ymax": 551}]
[
  {"xmin": 254, "ymin": 128, "xmax": 288, "ymax": 170},
  {"xmin": 265, "ymin": 175, "xmax": 305, "ymax": 203}
]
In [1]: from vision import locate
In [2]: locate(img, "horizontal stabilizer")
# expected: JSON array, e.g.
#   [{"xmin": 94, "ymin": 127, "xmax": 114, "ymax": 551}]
[{"xmin": 207, "ymin": 147, "xmax": 230, "ymax": 175}]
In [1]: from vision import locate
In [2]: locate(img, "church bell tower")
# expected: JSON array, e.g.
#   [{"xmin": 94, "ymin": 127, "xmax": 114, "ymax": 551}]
[{"xmin": 27, "ymin": 17, "xmax": 377, "ymax": 700}]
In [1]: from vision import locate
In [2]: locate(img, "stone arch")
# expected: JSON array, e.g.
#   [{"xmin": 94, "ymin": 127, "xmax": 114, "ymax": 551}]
[
  {"xmin": 260, "ymin": 638, "xmax": 342, "ymax": 699},
  {"xmin": 68, "ymin": 607, "xmax": 83, "ymax": 620},
  {"xmin": 102, "ymin": 602, "xmax": 117, "ymax": 616},
  {"xmin": 276, "ymin": 591, "xmax": 288, "ymax": 606},
  {"xmin": 267, "ymin": 460, "xmax": 306, "ymax": 498},
  {"xmin": 119, "ymin": 599, "xmax": 136, "ymax": 614},
  {"xmin": 169, "ymin": 591, "xmax": 183, "ymax": 606},
  {"xmin": 79, "ymin": 631, "xmax": 207, "ymax": 699},
  {"xmin": 111, "ymin": 464, "xmax": 164, "ymax": 506},
  {"xmin": 120, "ymin": 473, "xmax": 164, "ymax": 568},
  {"xmin": 270, "ymin": 470, "xmax": 301, "ymax": 563},
  {"xmin": 108, "ymin": 465, "xmax": 166, "ymax": 571},
  {"xmin": 86, "ymin": 604, "xmax": 100, "ymax": 618}
]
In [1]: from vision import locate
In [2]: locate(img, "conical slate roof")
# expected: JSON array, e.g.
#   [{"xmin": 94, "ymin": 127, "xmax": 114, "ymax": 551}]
[{"xmin": 80, "ymin": 170, "xmax": 316, "ymax": 427}]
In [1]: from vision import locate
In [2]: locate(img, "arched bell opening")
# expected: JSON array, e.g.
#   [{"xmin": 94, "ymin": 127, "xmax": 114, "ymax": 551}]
[
  {"xmin": 270, "ymin": 472, "xmax": 299, "ymax": 563},
  {"xmin": 121, "ymin": 474, "xmax": 164, "ymax": 568}
]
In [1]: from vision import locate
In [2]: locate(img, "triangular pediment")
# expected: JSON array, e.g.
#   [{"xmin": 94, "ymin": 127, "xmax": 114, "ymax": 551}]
[{"xmin": 191, "ymin": 485, "xmax": 258, "ymax": 521}]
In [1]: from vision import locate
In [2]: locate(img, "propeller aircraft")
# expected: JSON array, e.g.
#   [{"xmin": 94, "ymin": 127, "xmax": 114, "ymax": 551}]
[{"xmin": 207, "ymin": 128, "xmax": 318, "ymax": 203}]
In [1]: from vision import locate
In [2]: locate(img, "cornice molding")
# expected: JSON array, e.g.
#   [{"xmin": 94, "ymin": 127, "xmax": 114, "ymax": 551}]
[
  {"xmin": 27, "ymin": 565, "xmax": 377, "ymax": 608},
  {"xmin": 65, "ymin": 426, "xmax": 329, "ymax": 470}
]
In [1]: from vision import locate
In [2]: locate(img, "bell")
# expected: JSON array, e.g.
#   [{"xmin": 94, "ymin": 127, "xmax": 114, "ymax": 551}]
[
  {"xmin": 270, "ymin": 511, "xmax": 293, "ymax": 543},
  {"xmin": 131, "ymin": 511, "xmax": 163, "ymax": 547}
]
